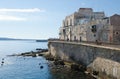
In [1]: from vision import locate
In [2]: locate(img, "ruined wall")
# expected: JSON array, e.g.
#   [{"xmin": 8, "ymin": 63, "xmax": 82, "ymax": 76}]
[{"xmin": 48, "ymin": 41, "xmax": 120, "ymax": 79}]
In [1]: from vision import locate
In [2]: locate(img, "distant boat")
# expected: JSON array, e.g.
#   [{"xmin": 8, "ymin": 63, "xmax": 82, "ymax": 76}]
[{"xmin": 36, "ymin": 40, "xmax": 48, "ymax": 42}]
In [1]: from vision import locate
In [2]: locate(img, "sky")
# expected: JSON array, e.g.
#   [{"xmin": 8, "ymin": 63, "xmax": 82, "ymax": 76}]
[{"xmin": 0, "ymin": 0, "xmax": 119, "ymax": 39}]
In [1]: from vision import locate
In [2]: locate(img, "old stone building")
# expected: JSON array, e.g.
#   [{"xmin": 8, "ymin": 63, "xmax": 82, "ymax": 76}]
[
  {"xmin": 110, "ymin": 14, "xmax": 120, "ymax": 43},
  {"xmin": 59, "ymin": 8, "xmax": 120, "ymax": 43}
]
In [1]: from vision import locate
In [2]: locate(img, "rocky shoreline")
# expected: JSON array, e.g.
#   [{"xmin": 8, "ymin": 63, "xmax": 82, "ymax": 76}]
[
  {"xmin": 7, "ymin": 48, "xmax": 48, "ymax": 57},
  {"xmin": 7, "ymin": 48, "xmax": 96, "ymax": 79},
  {"xmin": 44, "ymin": 53, "xmax": 96, "ymax": 79}
]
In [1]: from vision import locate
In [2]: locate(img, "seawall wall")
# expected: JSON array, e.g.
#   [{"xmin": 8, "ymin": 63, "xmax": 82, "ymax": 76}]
[{"xmin": 48, "ymin": 40, "xmax": 120, "ymax": 79}]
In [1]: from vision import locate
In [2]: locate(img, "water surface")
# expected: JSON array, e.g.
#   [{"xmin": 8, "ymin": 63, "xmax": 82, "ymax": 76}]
[{"xmin": 0, "ymin": 40, "xmax": 51, "ymax": 79}]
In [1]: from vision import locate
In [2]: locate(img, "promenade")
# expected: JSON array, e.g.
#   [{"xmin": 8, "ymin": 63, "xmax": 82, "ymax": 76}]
[{"xmin": 48, "ymin": 39, "xmax": 120, "ymax": 51}]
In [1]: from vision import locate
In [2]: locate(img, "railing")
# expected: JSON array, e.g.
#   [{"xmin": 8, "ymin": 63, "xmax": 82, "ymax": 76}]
[{"xmin": 48, "ymin": 38, "xmax": 120, "ymax": 45}]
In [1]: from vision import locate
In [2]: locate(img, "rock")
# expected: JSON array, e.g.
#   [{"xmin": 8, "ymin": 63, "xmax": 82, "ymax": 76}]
[
  {"xmin": 1, "ymin": 61, "xmax": 4, "ymax": 64},
  {"xmin": 54, "ymin": 61, "xmax": 59, "ymax": 65},
  {"xmin": 53, "ymin": 60, "xmax": 65, "ymax": 66},
  {"xmin": 36, "ymin": 48, "xmax": 42, "ymax": 50},
  {"xmin": 70, "ymin": 63, "xmax": 86, "ymax": 72},
  {"xmin": 41, "ymin": 49, "xmax": 48, "ymax": 52},
  {"xmin": 58, "ymin": 60, "xmax": 65, "ymax": 66},
  {"xmin": 92, "ymin": 71, "xmax": 99, "ymax": 76},
  {"xmin": 71, "ymin": 63, "xmax": 79, "ymax": 71},
  {"xmin": 2, "ymin": 58, "xmax": 4, "ymax": 60},
  {"xmin": 45, "ymin": 54, "xmax": 55, "ymax": 61},
  {"xmin": 32, "ymin": 54, "xmax": 36, "ymax": 57},
  {"xmin": 39, "ymin": 63, "xmax": 41, "ymax": 65},
  {"xmin": 38, "ymin": 53, "xmax": 43, "ymax": 56},
  {"xmin": 79, "ymin": 65, "xmax": 86, "ymax": 72},
  {"xmin": 46, "ymin": 57, "xmax": 54, "ymax": 61},
  {"xmin": 40, "ymin": 66, "xmax": 44, "ymax": 69},
  {"xmin": 36, "ymin": 48, "xmax": 48, "ymax": 52}
]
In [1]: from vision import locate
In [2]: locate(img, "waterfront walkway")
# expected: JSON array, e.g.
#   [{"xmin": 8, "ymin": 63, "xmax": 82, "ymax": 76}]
[{"xmin": 48, "ymin": 39, "xmax": 120, "ymax": 51}]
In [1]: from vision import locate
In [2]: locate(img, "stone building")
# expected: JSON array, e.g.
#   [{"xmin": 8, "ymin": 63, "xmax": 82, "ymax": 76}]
[
  {"xmin": 110, "ymin": 14, "xmax": 120, "ymax": 43},
  {"xmin": 59, "ymin": 8, "xmax": 120, "ymax": 43}
]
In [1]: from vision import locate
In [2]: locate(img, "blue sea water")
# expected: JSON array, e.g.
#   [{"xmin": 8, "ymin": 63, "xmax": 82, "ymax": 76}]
[{"xmin": 0, "ymin": 40, "xmax": 52, "ymax": 79}]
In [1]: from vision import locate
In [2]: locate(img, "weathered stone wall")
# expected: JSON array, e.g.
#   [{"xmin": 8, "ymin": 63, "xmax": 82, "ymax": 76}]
[
  {"xmin": 48, "ymin": 41, "xmax": 120, "ymax": 79},
  {"xmin": 110, "ymin": 14, "xmax": 120, "ymax": 44}
]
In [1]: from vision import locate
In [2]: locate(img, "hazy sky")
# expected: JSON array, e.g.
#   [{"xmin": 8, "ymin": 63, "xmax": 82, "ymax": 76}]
[{"xmin": 0, "ymin": 0, "xmax": 119, "ymax": 39}]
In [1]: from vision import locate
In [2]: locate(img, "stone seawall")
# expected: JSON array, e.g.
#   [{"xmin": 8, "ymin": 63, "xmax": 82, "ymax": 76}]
[{"xmin": 48, "ymin": 41, "xmax": 120, "ymax": 79}]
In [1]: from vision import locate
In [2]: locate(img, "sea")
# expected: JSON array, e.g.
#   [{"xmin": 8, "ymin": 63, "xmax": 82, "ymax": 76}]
[
  {"xmin": 0, "ymin": 40, "xmax": 95, "ymax": 79},
  {"xmin": 0, "ymin": 40, "xmax": 52, "ymax": 79}
]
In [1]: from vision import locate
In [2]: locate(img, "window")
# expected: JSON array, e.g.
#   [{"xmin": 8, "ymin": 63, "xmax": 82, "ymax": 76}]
[
  {"xmin": 74, "ymin": 36, "xmax": 76, "ymax": 41},
  {"xmin": 94, "ymin": 34, "xmax": 96, "ymax": 37},
  {"xmin": 91, "ymin": 25, "xmax": 97, "ymax": 33},
  {"xmin": 116, "ymin": 32, "xmax": 119, "ymax": 35},
  {"xmin": 92, "ymin": 25, "xmax": 96, "ymax": 29},
  {"xmin": 63, "ymin": 29, "xmax": 65, "ymax": 33}
]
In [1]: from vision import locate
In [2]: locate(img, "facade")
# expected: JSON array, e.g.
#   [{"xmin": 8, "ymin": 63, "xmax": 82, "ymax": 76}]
[
  {"xmin": 110, "ymin": 14, "xmax": 120, "ymax": 43},
  {"xmin": 59, "ymin": 8, "xmax": 120, "ymax": 44}
]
